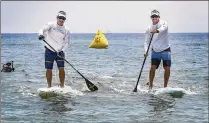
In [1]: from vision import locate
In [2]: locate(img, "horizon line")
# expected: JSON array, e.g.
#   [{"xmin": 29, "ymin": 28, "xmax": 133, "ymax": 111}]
[{"xmin": 1, "ymin": 32, "xmax": 208, "ymax": 34}]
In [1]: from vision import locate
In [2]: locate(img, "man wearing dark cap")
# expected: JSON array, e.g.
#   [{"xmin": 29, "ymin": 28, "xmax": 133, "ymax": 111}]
[
  {"xmin": 144, "ymin": 10, "xmax": 171, "ymax": 90},
  {"xmin": 38, "ymin": 11, "xmax": 70, "ymax": 88}
]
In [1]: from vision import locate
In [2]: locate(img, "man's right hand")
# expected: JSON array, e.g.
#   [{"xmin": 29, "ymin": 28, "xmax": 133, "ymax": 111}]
[
  {"xmin": 150, "ymin": 29, "xmax": 159, "ymax": 34},
  {"xmin": 57, "ymin": 51, "xmax": 64, "ymax": 58},
  {"xmin": 38, "ymin": 35, "xmax": 45, "ymax": 40},
  {"xmin": 144, "ymin": 53, "xmax": 148, "ymax": 58}
]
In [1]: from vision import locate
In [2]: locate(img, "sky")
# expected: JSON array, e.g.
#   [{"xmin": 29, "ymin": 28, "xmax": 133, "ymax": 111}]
[{"xmin": 1, "ymin": 1, "xmax": 208, "ymax": 33}]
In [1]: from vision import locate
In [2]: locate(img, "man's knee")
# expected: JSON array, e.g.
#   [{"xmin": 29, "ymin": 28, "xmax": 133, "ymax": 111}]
[
  {"xmin": 58, "ymin": 67, "xmax": 65, "ymax": 71},
  {"xmin": 164, "ymin": 66, "xmax": 170, "ymax": 71},
  {"xmin": 46, "ymin": 69, "xmax": 52, "ymax": 72},
  {"xmin": 150, "ymin": 65, "xmax": 157, "ymax": 72}
]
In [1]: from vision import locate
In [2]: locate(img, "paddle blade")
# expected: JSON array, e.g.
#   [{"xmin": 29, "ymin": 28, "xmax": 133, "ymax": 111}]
[
  {"xmin": 85, "ymin": 79, "xmax": 98, "ymax": 91},
  {"xmin": 133, "ymin": 87, "xmax": 137, "ymax": 92}
]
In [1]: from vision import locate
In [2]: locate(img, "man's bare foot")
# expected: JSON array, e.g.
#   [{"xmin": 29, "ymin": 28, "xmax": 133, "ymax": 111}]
[
  {"xmin": 147, "ymin": 82, "xmax": 156, "ymax": 87},
  {"xmin": 59, "ymin": 84, "xmax": 64, "ymax": 88},
  {"xmin": 149, "ymin": 85, "xmax": 153, "ymax": 90},
  {"xmin": 148, "ymin": 88, "xmax": 152, "ymax": 93}
]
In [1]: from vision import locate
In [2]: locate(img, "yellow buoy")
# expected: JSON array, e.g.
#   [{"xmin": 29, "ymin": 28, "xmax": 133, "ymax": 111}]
[{"xmin": 89, "ymin": 29, "xmax": 108, "ymax": 49}]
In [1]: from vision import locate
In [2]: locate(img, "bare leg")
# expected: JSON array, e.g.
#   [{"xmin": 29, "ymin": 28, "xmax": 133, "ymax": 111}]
[
  {"xmin": 164, "ymin": 66, "xmax": 170, "ymax": 88},
  {"xmin": 46, "ymin": 69, "xmax": 52, "ymax": 88},
  {"xmin": 149, "ymin": 65, "xmax": 157, "ymax": 90},
  {"xmin": 59, "ymin": 67, "xmax": 65, "ymax": 88}
]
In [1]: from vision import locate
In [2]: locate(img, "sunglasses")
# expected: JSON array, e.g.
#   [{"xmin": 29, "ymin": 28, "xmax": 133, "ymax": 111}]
[{"xmin": 58, "ymin": 16, "xmax": 66, "ymax": 20}]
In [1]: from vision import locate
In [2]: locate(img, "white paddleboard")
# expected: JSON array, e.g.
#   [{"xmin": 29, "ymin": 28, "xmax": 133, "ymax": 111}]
[
  {"xmin": 154, "ymin": 87, "xmax": 186, "ymax": 98},
  {"xmin": 37, "ymin": 86, "xmax": 83, "ymax": 99}
]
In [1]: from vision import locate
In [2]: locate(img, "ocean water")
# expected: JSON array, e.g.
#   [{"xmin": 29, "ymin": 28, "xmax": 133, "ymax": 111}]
[{"xmin": 1, "ymin": 33, "xmax": 208, "ymax": 123}]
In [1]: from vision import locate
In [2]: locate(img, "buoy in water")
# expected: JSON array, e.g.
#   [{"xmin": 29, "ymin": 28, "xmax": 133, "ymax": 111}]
[{"xmin": 89, "ymin": 29, "xmax": 108, "ymax": 49}]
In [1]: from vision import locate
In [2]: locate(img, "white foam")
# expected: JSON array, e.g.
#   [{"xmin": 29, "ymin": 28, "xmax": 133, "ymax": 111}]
[
  {"xmin": 138, "ymin": 88, "xmax": 150, "ymax": 94},
  {"xmin": 112, "ymin": 87, "xmax": 131, "ymax": 95},
  {"xmin": 100, "ymin": 75, "xmax": 113, "ymax": 79},
  {"xmin": 134, "ymin": 85, "xmax": 150, "ymax": 93},
  {"xmin": 18, "ymin": 86, "xmax": 37, "ymax": 97},
  {"xmin": 182, "ymin": 87, "xmax": 197, "ymax": 95},
  {"xmin": 37, "ymin": 85, "xmax": 83, "ymax": 97}
]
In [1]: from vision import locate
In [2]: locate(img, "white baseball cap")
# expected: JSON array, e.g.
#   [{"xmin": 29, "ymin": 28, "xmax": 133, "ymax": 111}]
[
  {"xmin": 57, "ymin": 11, "xmax": 66, "ymax": 18},
  {"xmin": 151, "ymin": 10, "xmax": 160, "ymax": 17}
]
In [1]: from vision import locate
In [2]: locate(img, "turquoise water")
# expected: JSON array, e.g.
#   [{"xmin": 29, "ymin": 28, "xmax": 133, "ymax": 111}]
[{"xmin": 1, "ymin": 33, "xmax": 208, "ymax": 123}]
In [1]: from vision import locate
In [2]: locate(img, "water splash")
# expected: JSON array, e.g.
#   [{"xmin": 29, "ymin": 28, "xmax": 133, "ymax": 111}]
[
  {"xmin": 18, "ymin": 86, "xmax": 37, "ymax": 97},
  {"xmin": 99, "ymin": 75, "xmax": 113, "ymax": 79}
]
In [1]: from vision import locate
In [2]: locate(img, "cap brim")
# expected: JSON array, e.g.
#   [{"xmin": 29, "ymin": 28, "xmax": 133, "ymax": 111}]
[
  {"xmin": 151, "ymin": 14, "xmax": 160, "ymax": 17},
  {"xmin": 58, "ymin": 13, "xmax": 66, "ymax": 18}
]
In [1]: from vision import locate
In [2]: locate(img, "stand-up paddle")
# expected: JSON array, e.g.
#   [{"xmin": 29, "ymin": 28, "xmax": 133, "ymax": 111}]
[
  {"xmin": 43, "ymin": 40, "xmax": 98, "ymax": 92},
  {"xmin": 133, "ymin": 33, "xmax": 154, "ymax": 92},
  {"xmin": 11, "ymin": 61, "xmax": 15, "ymax": 71}
]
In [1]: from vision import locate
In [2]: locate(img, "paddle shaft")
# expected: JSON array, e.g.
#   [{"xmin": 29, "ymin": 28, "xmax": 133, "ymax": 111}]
[
  {"xmin": 43, "ymin": 40, "xmax": 87, "ymax": 80},
  {"xmin": 133, "ymin": 33, "xmax": 154, "ymax": 92},
  {"xmin": 11, "ymin": 61, "xmax": 13, "ymax": 70}
]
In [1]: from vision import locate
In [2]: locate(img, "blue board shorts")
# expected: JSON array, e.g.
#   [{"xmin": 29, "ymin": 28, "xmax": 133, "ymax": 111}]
[
  {"xmin": 45, "ymin": 47, "xmax": 65, "ymax": 69},
  {"xmin": 151, "ymin": 47, "xmax": 171, "ymax": 69}
]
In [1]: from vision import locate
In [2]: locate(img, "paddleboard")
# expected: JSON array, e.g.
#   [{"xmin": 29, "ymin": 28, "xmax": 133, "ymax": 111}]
[
  {"xmin": 154, "ymin": 87, "xmax": 186, "ymax": 98},
  {"xmin": 38, "ymin": 86, "xmax": 83, "ymax": 99}
]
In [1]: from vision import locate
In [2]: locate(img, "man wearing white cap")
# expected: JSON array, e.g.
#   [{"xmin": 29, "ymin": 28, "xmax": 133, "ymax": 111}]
[
  {"xmin": 38, "ymin": 11, "xmax": 70, "ymax": 88},
  {"xmin": 144, "ymin": 10, "xmax": 171, "ymax": 90}
]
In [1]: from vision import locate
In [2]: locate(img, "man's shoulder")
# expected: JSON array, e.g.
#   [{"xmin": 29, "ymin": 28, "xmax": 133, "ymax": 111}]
[
  {"xmin": 146, "ymin": 25, "xmax": 152, "ymax": 31},
  {"xmin": 160, "ymin": 20, "xmax": 167, "ymax": 25},
  {"xmin": 64, "ymin": 26, "xmax": 70, "ymax": 30},
  {"xmin": 47, "ymin": 21, "xmax": 56, "ymax": 26},
  {"xmin": 64, "ymin": 26, "xmax": 70, "ymax": 33}
]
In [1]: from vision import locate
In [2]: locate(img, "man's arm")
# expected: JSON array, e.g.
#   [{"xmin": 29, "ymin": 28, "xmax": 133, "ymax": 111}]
[
  {"xmin": 62, "ymin": 30, "xmax": 70, "ymax": 51},
  {"xmin": 157, "ymin": 21, "xmax": 168, "ymax": 33},
  {"xmin": 38, "ymin": 22, "xmax": 52, "ymax": 36},
  {"xmin": 144, "ymin": 28, "xmax": 152, "ymax": 54}
]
